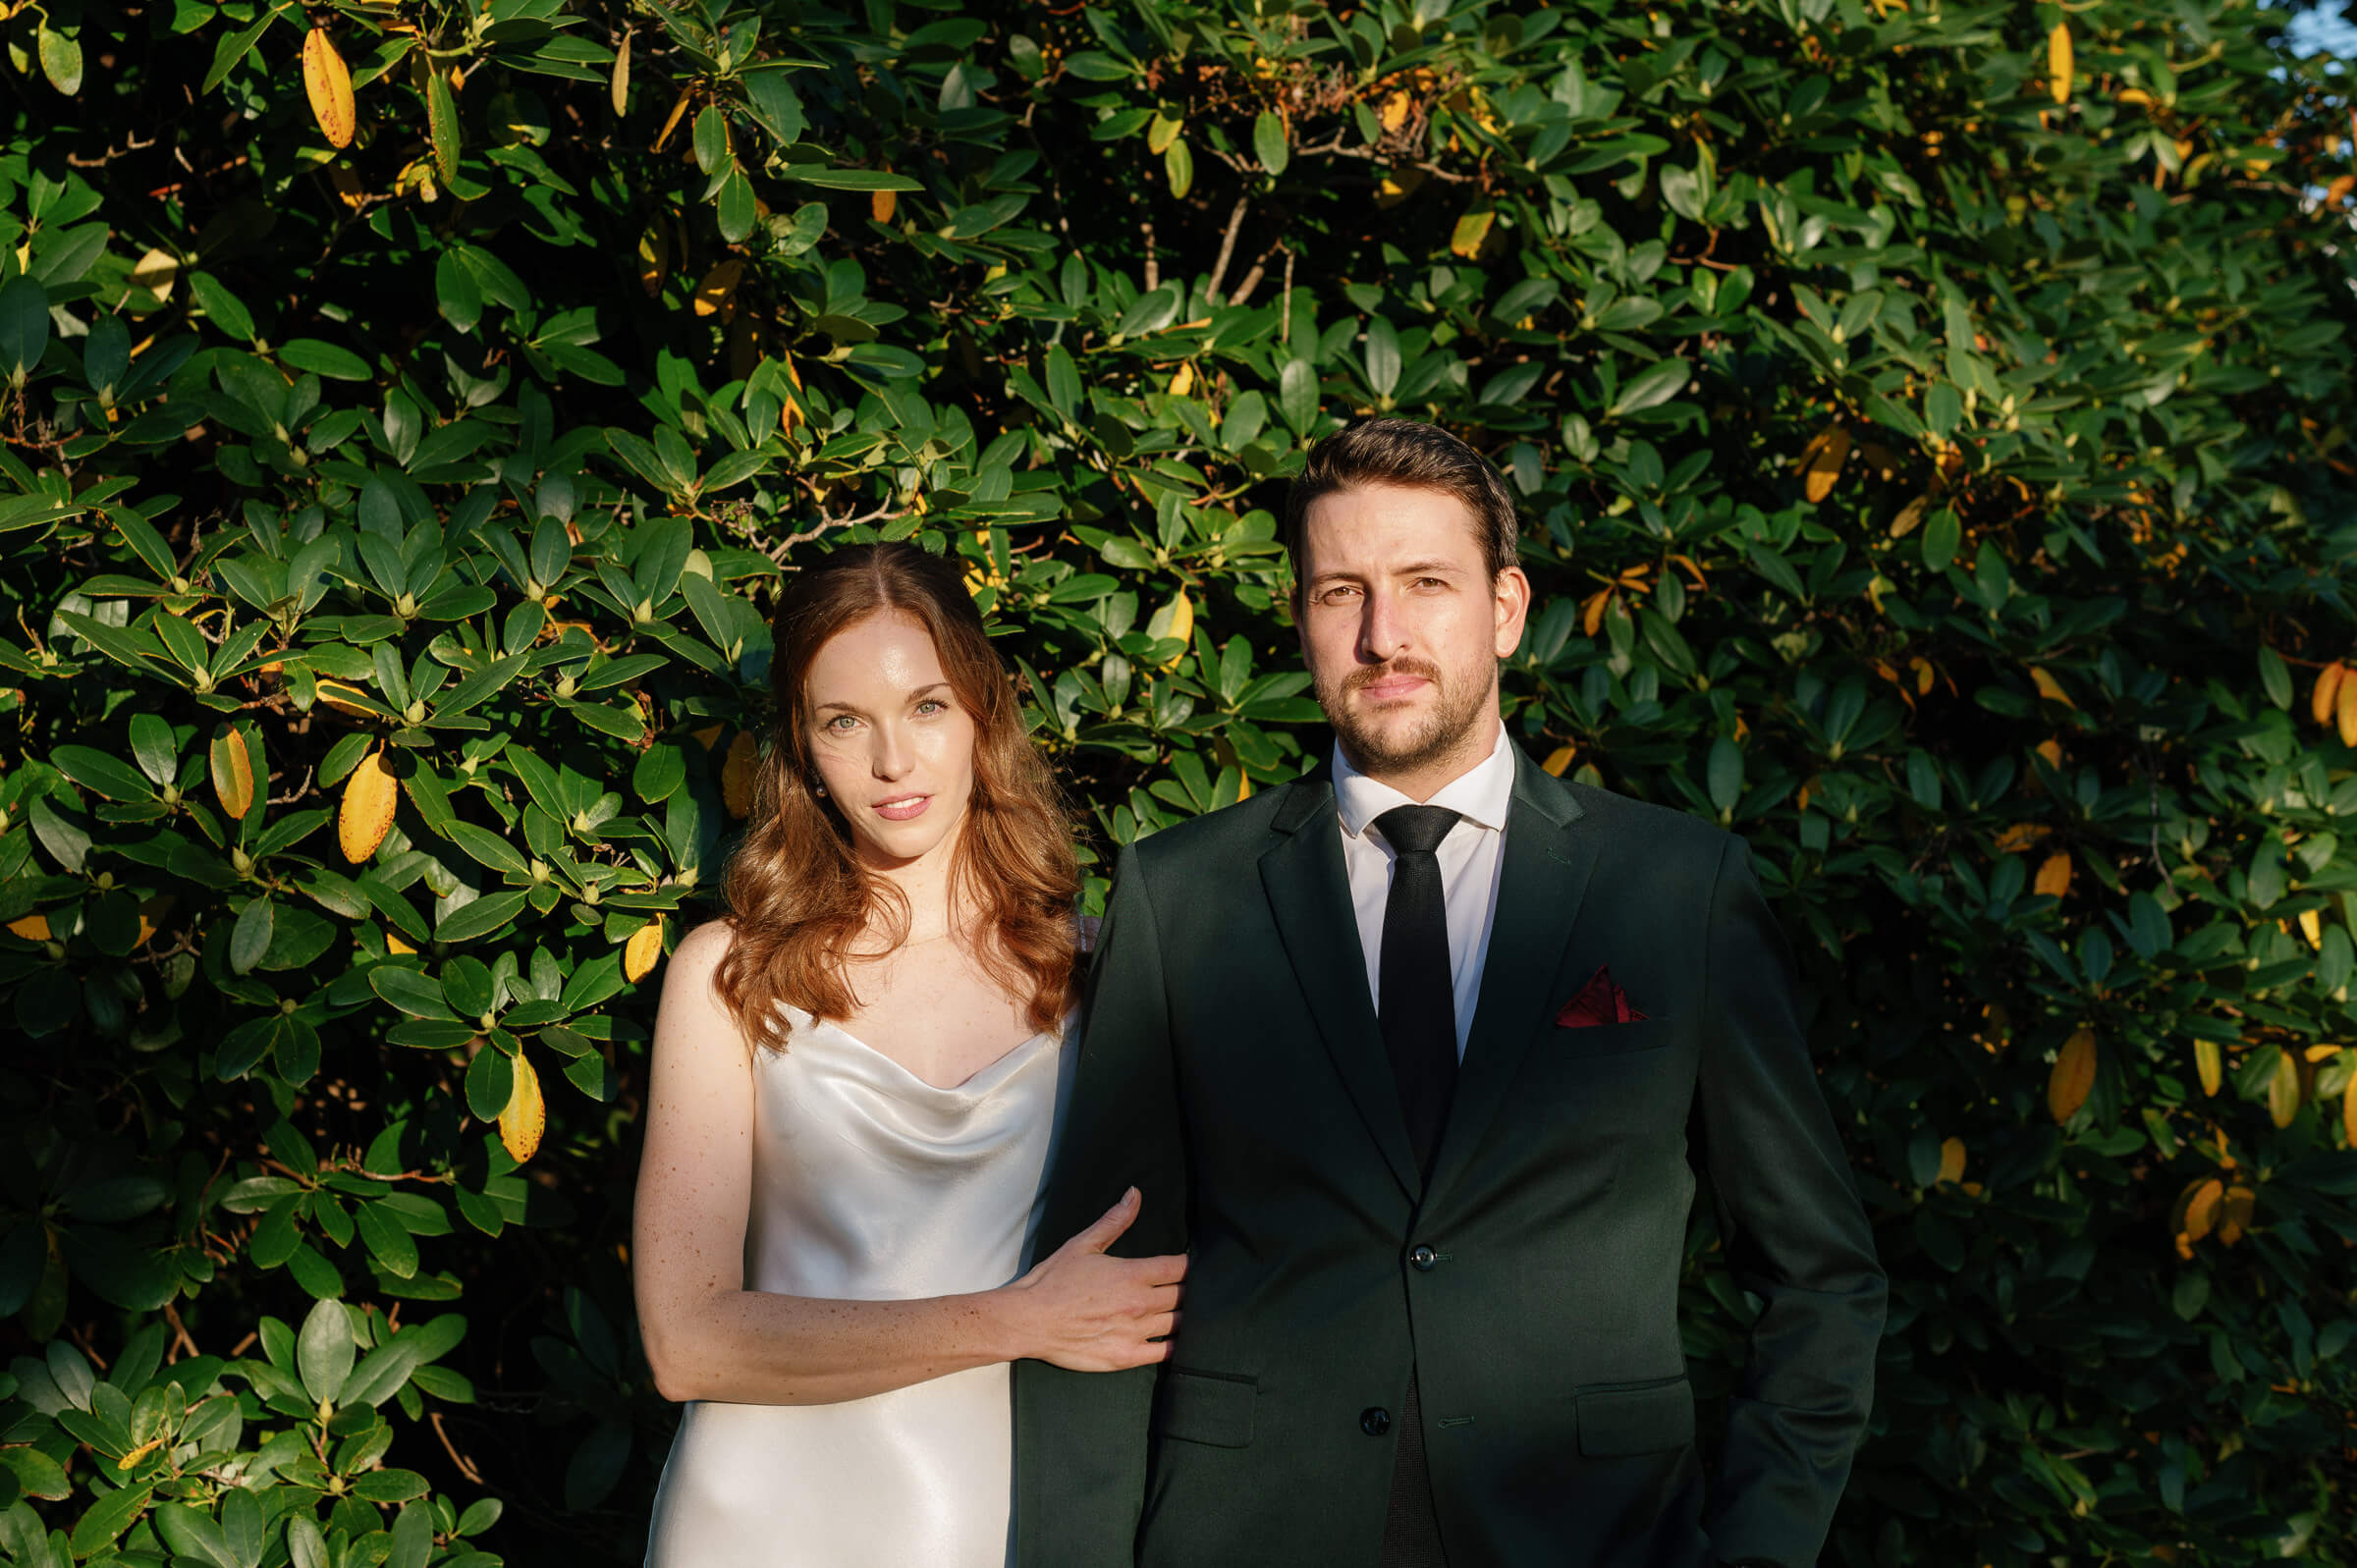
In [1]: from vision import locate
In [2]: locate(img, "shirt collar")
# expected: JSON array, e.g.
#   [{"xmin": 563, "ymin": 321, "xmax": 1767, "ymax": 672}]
[{"xmin": 1333, "ymin": 726, "xmax": 1517, "ymax": 841}]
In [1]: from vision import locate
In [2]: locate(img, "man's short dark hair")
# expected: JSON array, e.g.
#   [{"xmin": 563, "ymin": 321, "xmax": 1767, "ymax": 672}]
[{"xmin": 1281, "ymin": 417, "xmax": 1521, "ymax": 590}]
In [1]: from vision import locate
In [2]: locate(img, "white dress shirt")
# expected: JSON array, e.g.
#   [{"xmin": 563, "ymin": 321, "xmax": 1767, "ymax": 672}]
[{"xmin": 1332, "ymin": 727, "xmax": 1517, "ymax": 1060}]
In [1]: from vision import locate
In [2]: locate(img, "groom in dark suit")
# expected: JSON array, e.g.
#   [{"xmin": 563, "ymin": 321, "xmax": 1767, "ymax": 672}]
[{"xmin": 1015, "ymin": 418, "xmax": 1885, "ymax": 1567}]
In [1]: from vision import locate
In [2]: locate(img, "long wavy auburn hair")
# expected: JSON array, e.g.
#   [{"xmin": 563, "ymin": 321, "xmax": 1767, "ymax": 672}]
[{"xmin": 711, "ymin": 542, "xmax": 1083, "ymax": 1052}]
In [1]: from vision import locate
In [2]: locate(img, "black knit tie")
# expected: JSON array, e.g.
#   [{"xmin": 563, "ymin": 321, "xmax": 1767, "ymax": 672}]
[{"xmin": 1374, "ymin": 804, "xmax": 1460, "ymax": 1179}]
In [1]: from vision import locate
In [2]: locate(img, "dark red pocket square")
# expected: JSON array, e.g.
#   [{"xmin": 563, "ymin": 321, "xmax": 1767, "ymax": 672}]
[{"xmin": 1555, "ymin": 964, "xmax": 1648, "ymax": 1028}]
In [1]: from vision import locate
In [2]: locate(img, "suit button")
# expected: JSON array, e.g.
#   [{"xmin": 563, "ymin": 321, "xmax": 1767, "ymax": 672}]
[
  {"xmin": 1409, "ymin": 1244, "xmax": 1439, "ymax": 1271},
  {"xmin": 1359, "ymin": 1406, "xmax": 1392, "ymax": 1436}
]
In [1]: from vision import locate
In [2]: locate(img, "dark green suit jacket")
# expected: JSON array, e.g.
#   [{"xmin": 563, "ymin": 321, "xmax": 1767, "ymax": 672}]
[{"xmin": 1014, "ymin": 747, "xmax": 1886, "ymax": 1567}]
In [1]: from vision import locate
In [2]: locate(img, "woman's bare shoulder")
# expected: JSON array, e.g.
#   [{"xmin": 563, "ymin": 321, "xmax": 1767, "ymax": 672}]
[{"xmin": 673, "ymin": 914, "xmax": 740, "ymax": 969}]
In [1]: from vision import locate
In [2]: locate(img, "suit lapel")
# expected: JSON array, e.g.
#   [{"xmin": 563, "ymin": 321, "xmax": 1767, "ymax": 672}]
[
  {"xmin": 1258, "ymin": 778, "xmax": 1423, "ymax": 1201},
  {"xmin": 1423, "ymin": 749, "xmax": 1599, "ymax": 1206}
]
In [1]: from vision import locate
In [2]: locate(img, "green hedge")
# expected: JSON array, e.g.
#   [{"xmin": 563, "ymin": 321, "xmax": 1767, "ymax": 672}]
[{"xmin": 3, "ymin": 0, "xmax": 2355, "ymax": 1562}]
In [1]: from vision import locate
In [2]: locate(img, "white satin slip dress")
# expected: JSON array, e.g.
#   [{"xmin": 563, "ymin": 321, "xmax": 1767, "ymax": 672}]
[{"xmin": 642, "ymin": 1000, "xmax": 1072, "ymax": 1567}]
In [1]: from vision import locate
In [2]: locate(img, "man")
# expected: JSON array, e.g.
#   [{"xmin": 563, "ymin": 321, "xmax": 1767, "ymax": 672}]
[{"xmin": 1015, "ymin": 418, "xmax": 1886, "ymax": 1567}]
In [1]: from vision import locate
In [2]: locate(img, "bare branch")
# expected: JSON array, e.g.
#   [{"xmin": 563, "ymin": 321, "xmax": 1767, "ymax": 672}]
[
  {"xmin": 1142, "ymin": 219, "xmax": 1158, "ymax": 292},
  {"xmin": 1206, "ymin": 197, "xmax": 1251, "ymax": 303}
]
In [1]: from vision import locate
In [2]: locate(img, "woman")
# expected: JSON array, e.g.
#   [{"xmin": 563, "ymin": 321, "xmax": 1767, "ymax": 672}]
[{"xmin": 634, "ymin": 541, "xmax": 1181, "ymax": 1566}]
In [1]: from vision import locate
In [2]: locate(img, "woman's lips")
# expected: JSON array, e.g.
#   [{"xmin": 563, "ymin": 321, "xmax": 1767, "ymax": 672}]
[{"xmin": 872, "ymin": 793, "xmax": 931, "ymax": 821}]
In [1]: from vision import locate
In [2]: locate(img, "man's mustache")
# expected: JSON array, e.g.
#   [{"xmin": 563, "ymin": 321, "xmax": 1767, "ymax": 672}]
[{"xmin": 1341, "ymin": 658, "xmax": 1443, "ymax": 695}]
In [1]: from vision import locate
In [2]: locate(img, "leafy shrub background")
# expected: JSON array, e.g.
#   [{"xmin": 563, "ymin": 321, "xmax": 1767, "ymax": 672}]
[{"xmin": 3, "ymin": 0, "xmax": 2355, "ymax": 1562}]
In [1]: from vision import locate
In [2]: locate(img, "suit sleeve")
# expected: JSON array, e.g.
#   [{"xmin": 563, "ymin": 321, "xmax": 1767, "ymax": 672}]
[
  {"xmin": 1013, "ymin": 842, "xmax": 1189, "ymax": 1568},
  {"xmin": 1693, "ymin": 836, "xmax": 1887, "ymax": 1566}
]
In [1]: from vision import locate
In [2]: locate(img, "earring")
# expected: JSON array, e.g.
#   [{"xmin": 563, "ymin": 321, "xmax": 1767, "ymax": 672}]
[{"xmin": 815, "ymin": 783, "xmax": 827, "ymax": 798}]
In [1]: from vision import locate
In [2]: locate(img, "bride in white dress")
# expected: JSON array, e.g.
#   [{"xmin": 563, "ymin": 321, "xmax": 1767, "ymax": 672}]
[{"xmin": 632, "ymin": 543, "xmax": 1183, "ymax": 1566}]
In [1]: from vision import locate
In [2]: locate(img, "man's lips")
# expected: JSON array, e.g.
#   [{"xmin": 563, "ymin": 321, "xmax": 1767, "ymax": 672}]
[
  {"xmin": 871, "ymin": 793, "xmax": 932, "ymax": 821},
  {"xmin": 1354, "ymin": 674, "xmax": 1431, "ymax": 702}
]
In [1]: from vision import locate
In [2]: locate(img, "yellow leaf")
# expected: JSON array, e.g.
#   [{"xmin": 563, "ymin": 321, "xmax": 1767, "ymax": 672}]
[
  {"xmin": 1912, "ymin": 657, "xmax": 1937, "ymax": 695},
  {"xmin": 1581, "ymin": 588, "xmax": 1613, "ymax": 638},
  {"xmin": 7, "ymin": 914, "xmax": 50, "ymax": 941},
  {"xmin": 1937, "ymin": 1137, "xmax": 1965, "ymax": 1184},
  {"xmin": 2344, "ymin": 1074, "xmax": 2356, "ymax": 1150},
  {"xmin": 498, "ymin": 1050, "xmax": 546, "ymax": 1163},
  {"xmin": 1449, "ymin": 207, "xmax": 1495, "ymax": 259},
  {"xmin": 871, "ymin": 187, "xmax": 898, "ymax": 224},
  {"xmin": 326, "ymin": 165, "xmax": 369, "ymax": 210},
  {"xmin": 2338, "ymin": 670, "xmax": 2357, "ymax": 747},
  {"xmin": 1993, "ymin": 823, "xmax": 2048, "ymax": 853},
  {"xmin": 2195, "ymin": 1037, "xmax": 2221, "ymax": 1098},
  {"xmin": 1168, "ymin": 361, "xmax": 1195, "ymax": 399},
  {"xmin": 339, "ymin": 747, "xmax": 397, "ymax": 863},
  {"xmin": 1542, "ymin": 744, "xmax": 1575, "ymax": 778},
  {"xmin": 1796, "ymin": 426, "xmax": 1851, "ymax": 503},
  {"xmin": 386, "ymin": 932, "xmax": 415, "ymax": 955},
  {"xmin": 129, "ymin": 247, "xmax": 179, "ymax": 305},
  {"xmin": 1890, "ymin": 494, "xmax": 1929, "ymax": 537},
  {"xmin": 2029, "ymin": 667, "xmax": 2075, "ymax": 709},
  {"xmin": 2048, "ymin": 22, "xmax": 2073, "ymax": 106},
  {"xmin": 2048, "ymin": 1027, "xmax": 2096, "ymax": 1123},
  {"xmin": 2034, "ymin": 850, "xmax": 2071, "ymax": 899},
  {"xmin": 1374, "ymin": 167, "xmax": 1426, "ymax": 207},
  {"xmin": 210, "ymin": 726, "xmax": 255, "ymax": 821},
  {"xmin": 637, "ymin": 223, "xmax": 670, "ymax": 298},
  {"xmin": 2316, "ymin": 662, "xmax": 2348, "ymax": 727},
  {"xmin": 2303, "ymin": 1043, "xmax": 2340, "ymax": 1063},
  {"xmin": 2116, "ymin": 87, "xmax": 2154, "ymax": 108},
  {"xmin": 2299, "ymin": 908, "xmax": 2324, "ymax": 949},
  {"xmin": 2217, "ymin": 1184, "xmax": 2255, "ymax": 1246},
  {"xmin": 693, "ymin": 259, "xmax": 743, "ymax": 318},
  {"xmin": 2267, "ymin": 1048, "xmax": 2301, "ymax": 1129},
  {"xmin": 610, "ymin": 27, "xmax": 630, "ymax": 116},
  {"xmin": 1149, "ymin": 589, "xmax": 1194, "ymax": 669},
  {"xmin": 722, "ymin": 731, "xmax": 758, "ymax": 818},
  {"xmin": 1380, "ymin": 90, "xmax": 1411, "ymax": 132},
  {"xmin": 303, "ymin": 27, "xmax": 356, "ymax": 149},
  {"xmin": 625, "ymin": 917, "xmax": 666, "ymax": 983},
  {"xmin": 2036, "ymin": 738, "xmax": 2062, "ymax": 769}
]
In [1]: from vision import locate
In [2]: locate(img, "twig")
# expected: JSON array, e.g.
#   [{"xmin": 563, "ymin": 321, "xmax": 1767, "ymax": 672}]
[
  {"xmin": 766, "ymin": 503, "xmax": 902, "ymax": 563},
  {"xmin": 1205, "ymin": 197, "xmax": 1250, "ymax": 303},
  {"xmin": 1228, "ymin": 238, "xmax": 1285, "ymax": 309},
  {"xmin": 431, "ymin": 1411, "xmax": 485, "ymax": 1485},
  {"xmin": 1141, "ymin": 220, "xmax": 1158, "ymax": 293},
  {"xmin": 1281, "ymin": 248, "xmax": 1296, "ymax": 345},
  {"xmin": 163, "ymin": 1302, "xmax": 202, "ymax": 1364}
]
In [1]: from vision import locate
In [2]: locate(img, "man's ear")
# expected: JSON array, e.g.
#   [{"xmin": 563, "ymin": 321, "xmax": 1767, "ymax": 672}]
[{"xmin": 1492, "ymin": 565, "xmax": 1533, "ymax": 659}]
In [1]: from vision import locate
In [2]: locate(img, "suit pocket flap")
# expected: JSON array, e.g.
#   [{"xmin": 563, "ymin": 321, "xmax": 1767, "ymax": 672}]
[
  {"xmin": 1575, "ymin": 1379, "xmax": 1694, "ymax": 1457},
  {"xmin": 1152, "ymin": 1369, "xmax": 1256, "ymax": 1449}
]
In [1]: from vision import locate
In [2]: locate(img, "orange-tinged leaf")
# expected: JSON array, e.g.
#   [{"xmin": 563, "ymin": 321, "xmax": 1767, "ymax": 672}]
[
  {"xmin": 1168, "ymin": 361, "xmax": 1195, "ymax": 398},
  {"xmin": 2036, "ymin": 738, "xmax": 2063, "ymax": 769},
  {"xmin": 625, "ymin": 917, "xmax": 665, "ymax": 983},
  {"xmin": 2338, "ymin": 670, "xmax": 2357, "ymax": 747},
  {"xmin": 2195, "ymin": 1037, "xmax": 2221, "ymax": 1097},
  {"xmin": 2181, "ymin": 1177, "xmax": 2224, "ymax": 1241},
  {"xmin": 315, "ymin": 679, "xmax": 375, "ymax": 719},
  {"xmin": 1148, "ymin": 590, "xmax": 1193, "ymax": 669},
  {"xmin": 654, "ymin": 86, "xmax": 693, "ymax": 152},
  {"xmin": 210, "ymin": 727, "xmax": 255, "ymax": 820},
  {"xmin": 339, "ymin": 747, "xmax": 398, "ymax": 863},
  {"xmin": 1796, "ymin": 426, "xmax": 1851, "ymax": 503},
  {"xmin": 690, "ymin": 723, "xmax": 726, "ymax": 751},
  {"xmin": 2048, "ymin": 1026, "xmax": 2096, "ymax": 1123},
  {"xmin": 498, "ymin": 1050, "xmax": 545, "ymax": 1163},
  {"xmin": 1581, "ymin": 588, "xmax": 1613, "ymax": 638},
  {"xmin": 2267, "ymin": 1048, "xmax": 2300, "ymax": 1129},
  {"xmin": 2217, "ymin": 1185, "xmax": 2255, "ymax": 1246},
  {"xmin": 2029, "ymin": 667, "xmax": 2074, "ymax": 708},
  {"xmin": 1380, "ymin": 90, "xmax": 1411, "ymax": 132},
  {"xmin": 2303, "ymin": 1043, "xmax": 2340, "ymax": 1063},
  {"xmin": 302, "ymin": 28, "xmax": 356, "ymax": 149},
  {"xmin": 7, "ymin": 914, "xmax": 50, "ymax": 941},
  {"xmin": 2314, "ymin": 661, "xmax": 2347, "ymax": 726},
  {"xmin": 722, "ymin": 731, "xmax": 758, "ymax": 818},
  {"xmin": 2344, "ymin": 1075, "xmax": 2356, "ymax": 1149},
  {"xmin": 2048, "ymin": 23, "xmax": 2073, "ymax": 105},
  {"xmin": 1542, "ymin": 744, "xmax": 1575, "ymax": 778},
  {"xmin": 2034, "ymin": 850, "xmax": 2071, "ymax": 899},
  {"xmin": 1937, "ymin": 1137, "xmax": 1965, "ymax": 1184},
  {"xmin": 1993, "ymin": 822, "xmax": 2048, "ymax": 853},
  {"xmin": 871, "ymin": 187, "xmax": 898, "ymax": 223},
  {"xmin": 2298, "ymin": 908, "xmax": 2324, "ymax": 949},
  {"xmin": 693, "ymin": 259, "xmax": 743, "ymax": 318}
]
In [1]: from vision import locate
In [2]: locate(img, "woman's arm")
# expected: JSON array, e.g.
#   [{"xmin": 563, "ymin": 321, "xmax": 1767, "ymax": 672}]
[{"xmin": 631, "ymin": 918, "xmax": 1183, "ymax": 1407}]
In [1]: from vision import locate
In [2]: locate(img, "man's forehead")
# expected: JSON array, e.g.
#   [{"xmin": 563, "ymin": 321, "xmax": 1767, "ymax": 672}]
[{"xmin": 1300, "ymin": 484, "xmax": 1485, "ymax": 568}]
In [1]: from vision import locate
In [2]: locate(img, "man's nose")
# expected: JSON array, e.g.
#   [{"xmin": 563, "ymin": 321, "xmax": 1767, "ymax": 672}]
[{"xmin": 1358, "ymin": 588, "xmax": 1410, "ymax": 664}]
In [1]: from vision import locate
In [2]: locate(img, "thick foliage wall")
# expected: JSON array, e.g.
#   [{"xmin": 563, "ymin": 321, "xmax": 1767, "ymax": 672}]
[{"xmin": 2, "ymin": 0, "xmax": 2355, "ymax": 1563}]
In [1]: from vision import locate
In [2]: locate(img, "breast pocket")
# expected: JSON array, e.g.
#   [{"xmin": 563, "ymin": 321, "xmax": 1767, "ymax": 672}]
[
  {"xmin": 1150, "ymin": 1368, "xmax": 1256, "ymax": 1449},
  {"xmin": 1551, "ymin": 1018, "xmax": 1673, "ymax": 1060}
]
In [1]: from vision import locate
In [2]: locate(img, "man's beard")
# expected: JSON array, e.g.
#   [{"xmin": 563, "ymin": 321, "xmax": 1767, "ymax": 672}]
[{"xmin": 1316, "ymin": 656, "xmax": 1492, "ymax": 776}]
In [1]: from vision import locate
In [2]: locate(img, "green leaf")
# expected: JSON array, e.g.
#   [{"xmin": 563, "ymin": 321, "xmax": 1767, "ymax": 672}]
[
  {"xmin": 37, "ymin": 19, "xmax": 84, "ymax": 94},
  {"xmin": 0, "ymin": 277, "xmax": 48, "ymax": 380},
  {"xmin": 69, "ymin": 1483, "xmax": 154, "ymax": 1558},
  {"xmin": 52, "ymin": 745, "xmax": 158, "ymax": 802},
  {"xmin": 1922, "ymin": 509, "xmax": 1961, "ymax": 572},
  {"xmin": 1607, "ymin": 358, "xmax": 1692, "ymax": 417},
  {"xmin": 426, "ymin": 66, "xmax": 462, "ymax": 182},
  {"xmin": 782, "ymin": 167, "xmax": 923, "ymax": 191},
  {"xmin": 356, "ymin": 1202, "xmax": 420, "ymax": 1279},
  {"xmin": 229, "ymin": 896, "xmax": 274, "ymax": 975},
  {"xmin": 466, "ymin": 1042, "xmax": 515, "ymax": 1120},
  {"xmin": 1280, "ymin": 358, "xmax": 1319, "ymax": 433},
  {"xmin": 717, "ymin": 166, "xmax": 757, "ymax": 244},
  {"xmin": 200, "ymin": 2, "xmax": 286, "ymax": 93},
  {"xmin": 370, "ymin": 965, "xmax": 459, "ymax": 1020},
  {"xmin": 1165, "ymin": 136, "xmax": 1193, "ymax": 199},
  {"xmin": 189, "ymin": 272, "xmax": 257, "ymax": 343},
  {"xmin": 1254, "ymin": 111, "xmax": 1289, "ymax": 176},
  {"xmin": 297, "ymin": 1296, "xmax": 356, "ymax": 1404},
  {"xmin": 436, "ymin": 890, "xmax": 530, "ymax": 945}
]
